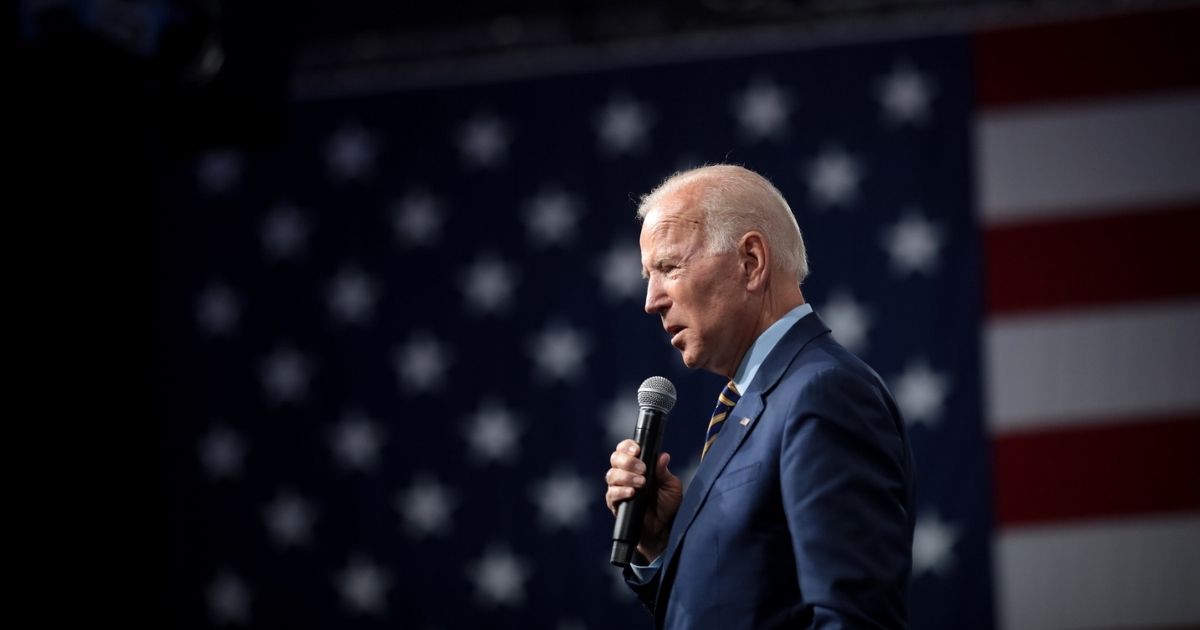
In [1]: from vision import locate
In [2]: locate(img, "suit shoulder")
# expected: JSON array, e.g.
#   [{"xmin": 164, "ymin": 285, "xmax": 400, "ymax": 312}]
[
  {"xmin": 783, "ymin": 335, "xmax": 889, "ymax": 396},
  {"xmin": 772, "ymin": 337, "xmax": 904, "ymax": 430}
]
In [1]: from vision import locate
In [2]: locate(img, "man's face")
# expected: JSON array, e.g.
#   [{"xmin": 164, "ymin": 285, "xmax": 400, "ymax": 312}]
[{"xmin": 640, "ymin": 198, "xmax": 749, "ymax": 376}]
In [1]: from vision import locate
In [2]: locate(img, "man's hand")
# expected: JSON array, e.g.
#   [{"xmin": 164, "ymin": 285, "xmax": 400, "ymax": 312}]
[{"xmin": 605, "ymin": 439, "xmax": 683, "ymax": 562}]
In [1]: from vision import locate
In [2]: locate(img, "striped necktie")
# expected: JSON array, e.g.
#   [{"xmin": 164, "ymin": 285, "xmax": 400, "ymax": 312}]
[{"xmin": 702, "ymin": 381, "xmax": 741, "ymax": 460}]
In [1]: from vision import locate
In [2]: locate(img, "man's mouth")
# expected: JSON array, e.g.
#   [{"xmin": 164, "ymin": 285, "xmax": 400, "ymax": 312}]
[{"xmin": 666, "ymin": 325, "xmax": 686, "ymax": 345}]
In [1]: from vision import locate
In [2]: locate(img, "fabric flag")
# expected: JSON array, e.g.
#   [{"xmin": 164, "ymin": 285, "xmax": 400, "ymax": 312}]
[{"xmin": 975, "ymin": 8, "xmax": 1200, "ymax": 629}]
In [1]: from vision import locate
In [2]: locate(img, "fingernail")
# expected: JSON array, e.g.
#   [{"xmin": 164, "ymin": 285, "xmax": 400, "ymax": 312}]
[
  {"xmin": 625, "ymin": 444, "xmax": 637, "ymax": 454},
  {"xmin": 634, "ymin": 475, "xmax": 645, "ymax": 486}
]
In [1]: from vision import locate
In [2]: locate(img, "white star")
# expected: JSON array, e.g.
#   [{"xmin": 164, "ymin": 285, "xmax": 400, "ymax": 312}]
[
  {"xmin": 261, "ymin": 202, "xmax": 308, "ymax": 261},
  {"xmin": 330, "ymin": 411, "xmax": 385, "ymax": 472},
  {"xmin": 804, "ymin": 145, "xmax": 865, "ymax": 209},
  {"xmin": 821, "ymin": 291, "xmax": 873, "ymax": 354},
  {"xmin": 392, "ymin": 189, "xmax": 446, "ymax": 247},
  {"xmin": 396, "ymin": 473, "xmax": 457, "ymax": 538},
  {"xmin": 528, "ymin": 324, "xmax": 590, "ymax": 382},
  {"xmin": 196, "ymin": 282, "xmax": 241, "ymax": 337},
  {"xmin": 605, "ymin": 393, "xmax": 640, "ymax": 446},
  {"xmin": 259, "ymin": 345, "xmax": 313, "ymax": 405},
  {"xmin": 732, "ymin": 77, "xmax": 794, "ymax": 141},
  {"xmin": 326, "ymin": 124, "xmax": 378, "ymax": 181},
  {"xmin": 891, "ymin": 360, "xmax": 951, "ymax": 428},
  {"xmin": 459, "ymin": 114, "xmax": 511, "ymax": 168},
  {"xmin": 467, "ymin": 546, "xmax": 532, "ymax": 607},
  {"xmin": 463, "ymin": 400, "xmax": 522, "ymax": 464},
  {"xmin": 882, "ymin": 210, "xmax": 944, "ymax": 275},
  {"xmin": 530, "ymin": 469, "xmax": 590, "ymax": 530},
  {"xmin": 597, "ymin": 242, "xmax": 644, "ymax": 301},
  {"xmin": 524, "ymin": 188, "xmax": 582, "ymax": 248},
  {"xmin": 877, "ymin": 61, "xmax": 934, "ymax": 125},
  {"xmin": 394, "ymin": 333, "xmax": 451, "ymax": 394},
  {"xmin": 196, "ymin": 149, "xmax": 243, "ymax": 195},
  {"xmin": 913, "ymin": 512, "xmax": 959, "ymax": 577},
  {"xmin": 596, "ymin": 94, "xmax": 653, "ymax": 155},
  {"xmin": 327, "ymin": 267, "xmax": 379, "ymax": 325},
  {"xmin": 335, "ymin": 555, "xmax": 391, "ymax": 615},
  {"xmin": 207, "ymin": 569, "xmax": 252, "ymax": 625},
  {"xmin": 263, "ymin": 490, "xmax": 316, "ymax": 549},
  {"xmin": 461, "ymin": 254, "xmax": 517, "ymax": 315},
  {"xmin": 199, "ymin": 425, "xmax": 248, "ymax": 481}
]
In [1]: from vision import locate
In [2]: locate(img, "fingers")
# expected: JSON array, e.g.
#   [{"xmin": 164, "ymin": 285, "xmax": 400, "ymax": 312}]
[
  {"xmin": 608, "ymin": 441, "xmax": 647, "ymax": 475},
  {"xmin": 605, "ymin": 440, "xmax": 646, "ymax": 515},
  {"xmin": 605, "ymin": 467, "xmax": 646, "ymax": 489},
  {"xmin": 614, "ymin": 439, "xmax": 641, "ymax": 460},
  {"xmin": 605, "ymin": 485, "xmax": 637, "ymax": 515}
]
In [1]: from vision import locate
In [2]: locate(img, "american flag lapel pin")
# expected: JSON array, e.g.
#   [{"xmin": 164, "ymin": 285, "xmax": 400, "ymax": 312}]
[{"xmin": 739, "ymin": 417, "xmax": 751, "ymax": 427}]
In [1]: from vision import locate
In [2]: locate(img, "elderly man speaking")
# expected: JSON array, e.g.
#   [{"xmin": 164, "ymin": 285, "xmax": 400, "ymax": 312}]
[{"xmin": 605, "ymin": 165, "xmax": 915, "ymax": 629}]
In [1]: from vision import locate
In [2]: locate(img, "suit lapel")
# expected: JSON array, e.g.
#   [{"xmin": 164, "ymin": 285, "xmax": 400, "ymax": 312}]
[{"xmin": 653, "ymin": 312, "xmax": 832, "ymax": 618}]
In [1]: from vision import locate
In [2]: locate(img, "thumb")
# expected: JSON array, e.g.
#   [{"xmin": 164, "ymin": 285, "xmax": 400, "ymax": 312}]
[{"xmin": 656, "ymin": 452, "xmax": 675, "ymax": 481}]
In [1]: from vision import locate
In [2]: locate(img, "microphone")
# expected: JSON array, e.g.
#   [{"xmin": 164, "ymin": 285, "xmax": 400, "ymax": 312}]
[{"xmin": 611, "ymin": 376, "xmax": 677, "ymax": 567}]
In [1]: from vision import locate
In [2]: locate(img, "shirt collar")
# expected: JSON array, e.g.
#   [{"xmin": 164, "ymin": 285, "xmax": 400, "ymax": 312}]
[{"xmin": 731, "ymin": 303, "xmax": 813, "ymax": 395}]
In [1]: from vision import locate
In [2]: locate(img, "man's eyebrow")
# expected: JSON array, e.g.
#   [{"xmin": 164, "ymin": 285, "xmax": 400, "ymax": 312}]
[
  {"xmin": 642, "ymin": 257, "xmax": 675, "ymax": 280},
  {"xmin": 640, "ymin": 258, "xmax": 661, "ymax": 281},
  {"xmin": 641, "ymin": 259, "xmax": 660, "ymax": 279}
]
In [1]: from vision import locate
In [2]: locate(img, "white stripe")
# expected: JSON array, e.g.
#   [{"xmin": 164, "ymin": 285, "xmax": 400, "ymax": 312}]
[
  {"xmin": 977, "ymin": 92, "xmax": 1200, "ymax": 224},
  {"xmin": 985, "ymin": 301, "xmax": 1200, "ymax": 432},
  {"xmin": 995, "ymin": 514, "xmax": 1200, "ymax": 630}
]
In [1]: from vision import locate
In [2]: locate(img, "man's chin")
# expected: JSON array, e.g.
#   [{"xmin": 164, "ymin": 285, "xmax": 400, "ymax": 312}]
[{"xmin": 679, "ymin": 351, "xmax": 702, "ymax": 370}]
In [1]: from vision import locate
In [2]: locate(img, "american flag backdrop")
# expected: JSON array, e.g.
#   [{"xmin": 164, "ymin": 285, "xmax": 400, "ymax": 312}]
[
  {"xmin": 157, "ymin": 6, "xmax": 1199, "ymax": 629},
  {"xmin": 974, "ymin": 9, "xmax": 1200, "ymax": 629}
]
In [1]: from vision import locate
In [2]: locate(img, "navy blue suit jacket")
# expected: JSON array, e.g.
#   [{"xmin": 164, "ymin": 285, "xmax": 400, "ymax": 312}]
[{"xmin": 627, "ymin": 312, "xmax": 915, "ymax": 629}]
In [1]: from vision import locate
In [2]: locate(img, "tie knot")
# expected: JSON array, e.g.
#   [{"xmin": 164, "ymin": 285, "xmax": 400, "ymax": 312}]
[{"xmin": 718, "ymin": 381, "xmax": 740, "ymax": 408}]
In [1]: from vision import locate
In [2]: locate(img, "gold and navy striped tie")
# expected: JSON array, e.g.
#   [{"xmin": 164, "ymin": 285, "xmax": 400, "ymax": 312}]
[{"xmin": 702, "ymin": 381, "xmax": 741, "ymax": 460}]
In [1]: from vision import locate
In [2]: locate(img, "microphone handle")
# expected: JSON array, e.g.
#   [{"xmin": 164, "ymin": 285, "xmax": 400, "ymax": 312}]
[{"xmin": 610, "ymin": 406, "xmax": 666, "ymax": 567}]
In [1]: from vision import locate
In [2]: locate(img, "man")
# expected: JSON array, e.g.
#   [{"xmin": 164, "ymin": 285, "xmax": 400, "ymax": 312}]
[{"xmin": 605, "ymin": 165, "xmax": 915, "ymax": 629}]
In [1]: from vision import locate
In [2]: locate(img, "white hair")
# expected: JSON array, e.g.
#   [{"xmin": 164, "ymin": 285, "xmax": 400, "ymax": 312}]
[{"xmin": 637, "ymin": 164, "xmax": 808, "ymax": 284}]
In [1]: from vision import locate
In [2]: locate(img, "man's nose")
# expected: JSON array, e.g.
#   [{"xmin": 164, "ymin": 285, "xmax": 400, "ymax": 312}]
[{"xmin": 645, "ymin": 276, "xmax": 669, "ymax": 314}]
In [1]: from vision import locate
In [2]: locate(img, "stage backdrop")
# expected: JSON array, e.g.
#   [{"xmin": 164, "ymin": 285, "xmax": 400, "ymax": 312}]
[{"xmin": 157, "ymin": 6, "xmax": 1199, "ymax": 629}]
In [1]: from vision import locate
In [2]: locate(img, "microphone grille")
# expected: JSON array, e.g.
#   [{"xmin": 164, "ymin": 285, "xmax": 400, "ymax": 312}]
[{"xmin": 637, "ymin": 376, "xmax": 677, "ymax": 412}]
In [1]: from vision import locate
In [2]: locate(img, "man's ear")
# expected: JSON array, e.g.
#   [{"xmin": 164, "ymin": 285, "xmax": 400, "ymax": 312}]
[{"xmin": 740, "ymin": 231, "xmax": 769, "ymax": 291}]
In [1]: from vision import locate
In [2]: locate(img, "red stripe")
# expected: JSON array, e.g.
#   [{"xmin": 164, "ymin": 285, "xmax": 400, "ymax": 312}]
[
  {"xmin": 984, "ymin": 203, "xmax": 1200, "ymax": 315},
  {"xmin": 994, "ymin": 414, "xmax": 1200, "ymax": 527},
  {"xmin": 975, "ymin": 7, "xmax": 1200, "ymax": 109}
]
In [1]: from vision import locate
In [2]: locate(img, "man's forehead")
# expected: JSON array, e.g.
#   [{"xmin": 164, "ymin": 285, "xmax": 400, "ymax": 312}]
[
  {"xmin": 640, "ymin": 206, "xmax": 705, "ymax": 267},
  {"xmin": 642, "ymin": 217, "xmax": 701, "ymax": 262},
  {"xmin": 642, "ymin": 198, "xmax": 704, "ymax": 237}
]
